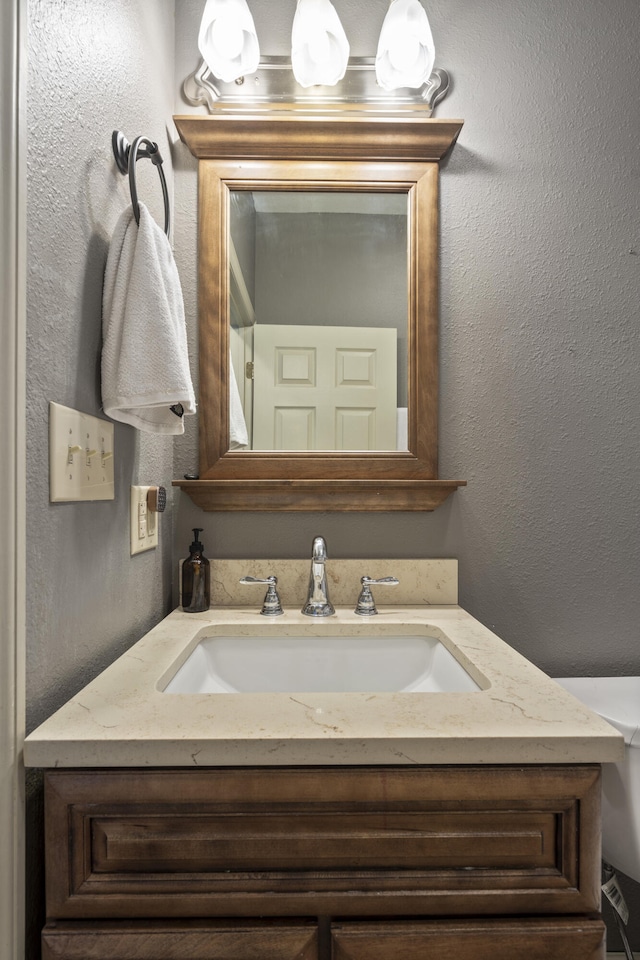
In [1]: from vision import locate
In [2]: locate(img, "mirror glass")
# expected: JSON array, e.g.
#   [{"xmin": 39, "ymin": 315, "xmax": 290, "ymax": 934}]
[{"xmin": 228, "ymin": 189, "xmax": 408, "ymax": 452}]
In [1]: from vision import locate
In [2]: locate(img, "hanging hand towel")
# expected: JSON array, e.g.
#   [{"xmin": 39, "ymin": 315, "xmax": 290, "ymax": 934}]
[
  {"xmin": 101, "ymin": 202, "xmax": 196, "ymax": 434},
  {"xmin": 228, "ymin": 350, "xmax": 249, "ymax": 450}
]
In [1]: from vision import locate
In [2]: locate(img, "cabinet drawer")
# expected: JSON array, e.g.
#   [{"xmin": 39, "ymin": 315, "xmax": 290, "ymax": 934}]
[
  {"xmin": 45, "ymin": 766, "xmax": 601, "ymax": 919},
  {"xmin": 42, "ymin": 920, "xmax": 318, "ymax": 960},
  {"xmin": 331, "ymin": 919, "xmax": 605, "ymax": 960},
  {"xmin": 41, "ymin": 917, "xmax": 605, "ymax": 960}
]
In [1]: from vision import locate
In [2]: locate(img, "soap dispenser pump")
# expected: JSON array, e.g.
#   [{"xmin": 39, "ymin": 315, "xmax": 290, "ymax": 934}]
[{"xmin": 182, "ymin": 528, "xmax": 210, "ymax": 613}]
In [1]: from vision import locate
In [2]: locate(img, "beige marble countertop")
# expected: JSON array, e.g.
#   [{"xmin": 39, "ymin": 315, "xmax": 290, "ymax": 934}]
[{"xmin": 24, "ymin": 597, "xmax": 623, "ymax": 768}]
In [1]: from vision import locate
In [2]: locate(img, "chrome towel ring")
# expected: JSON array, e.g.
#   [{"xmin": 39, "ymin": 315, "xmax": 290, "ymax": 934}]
[{"xmin": 111, "ymin": 130, "xmax": 170, "ymax": 237}]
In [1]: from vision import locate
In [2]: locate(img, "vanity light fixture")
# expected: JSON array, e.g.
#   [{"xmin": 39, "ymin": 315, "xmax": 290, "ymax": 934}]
[
  {"xmin": 375, "ymin": 0, "xmax": 435, "ymax": 91},
  {"xmin": 291, "ymin": 0, "xmax": 350, "ymax": 88},
  {"xmin": 188, "ymin": 0, "xmax": 446, "ymax": 105},
  {"xmin": 197, "ymin": 0, "xmax": 260, "ymax": 83}
]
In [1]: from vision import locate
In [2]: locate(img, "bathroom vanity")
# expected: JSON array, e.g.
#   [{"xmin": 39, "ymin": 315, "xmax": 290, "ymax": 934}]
[
  {"xmin": 40, "ymin": 766, "xmax": 604, "ymax": 959},
  {"xmin": 26, "ymin": 561, "xmax": 623, "ymax": 960}
]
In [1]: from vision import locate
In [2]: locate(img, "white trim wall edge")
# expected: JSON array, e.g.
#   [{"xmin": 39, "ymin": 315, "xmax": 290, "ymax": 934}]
[{"xmin": 0, "ymin": 0, "xmax": 26, "ymax": 955}]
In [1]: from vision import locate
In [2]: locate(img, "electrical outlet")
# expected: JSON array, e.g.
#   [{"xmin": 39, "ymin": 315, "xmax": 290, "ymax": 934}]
[{"xmin": 130, "ymin": 485, "xmax": 159, "ymax": 555}]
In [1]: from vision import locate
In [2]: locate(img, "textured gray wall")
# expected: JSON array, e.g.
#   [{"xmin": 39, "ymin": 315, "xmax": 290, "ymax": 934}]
[
  {"xmin": 254, "ymin": 211, "xmax": 406, "ymax": 327},
  {"xmin": 26, "ymin": 1, "xmax": 177, "ymax": 956},
  {"xmin": 26, "ymin": 0, "xmax": 177, "ymax": 729},
  {"xmin": 174, "ymin": 0, "xmax": 640, "ymax": 947}
]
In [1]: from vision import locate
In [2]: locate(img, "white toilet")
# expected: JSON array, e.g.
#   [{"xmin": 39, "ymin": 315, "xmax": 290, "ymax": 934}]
[{"xmin": 555, "ymin": 676, "xmax": 640, "ymax": 883}]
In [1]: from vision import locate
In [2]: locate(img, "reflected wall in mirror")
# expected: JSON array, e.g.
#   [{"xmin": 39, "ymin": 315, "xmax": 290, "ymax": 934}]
[
  {"xmin": 228, "ymin": 190, "xmax": 409, "ymax": 452},
  {"xmin": 172, "ymin": 112, "xmax": 465, "ymax": 511}
]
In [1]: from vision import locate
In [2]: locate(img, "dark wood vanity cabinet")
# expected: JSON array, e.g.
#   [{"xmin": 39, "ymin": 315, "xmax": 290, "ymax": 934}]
[{"xmin": 41, "ymin": 765, "xmax": 606, "ymax": 959}]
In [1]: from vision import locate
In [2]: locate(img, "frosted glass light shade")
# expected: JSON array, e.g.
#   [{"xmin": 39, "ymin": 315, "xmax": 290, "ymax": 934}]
[
  {"xmin": 198, "ymin": 0, "xmax": 260, "ymax": 83},
  {"xmin": 291, "ymin": 0, "xmax": 350, "ymax": 88},
  {"xmin": 375, "ymin": 0, "xmax": 435, "ymax": 91}
]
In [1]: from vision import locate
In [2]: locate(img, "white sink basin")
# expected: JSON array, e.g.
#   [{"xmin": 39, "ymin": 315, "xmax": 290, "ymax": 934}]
[
  {"xmin": 555, "ymin": 676, "xmax": 640, "ymax": 882},
  {"xmin": 163, "ymin": 634, "xmax": 482, "ymax": 695}
]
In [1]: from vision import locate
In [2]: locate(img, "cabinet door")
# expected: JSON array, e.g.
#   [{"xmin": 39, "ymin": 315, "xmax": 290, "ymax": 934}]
[
  {"xmin": 331, "ymin": 919, "xmax": 605, "ymax": 960},
  {"xmin": 44, "ymin": 766, "xmax": 601, "ymax": 920},
  {"xmin": 42, "ymin": 920, "xmax": 318, "ymax": 960}
]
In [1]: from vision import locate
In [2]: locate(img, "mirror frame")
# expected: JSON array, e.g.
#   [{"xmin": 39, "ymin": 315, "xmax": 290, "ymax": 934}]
[{"xmin": 173, "ymin": 110, "xmax": 465, "ymax": 511}]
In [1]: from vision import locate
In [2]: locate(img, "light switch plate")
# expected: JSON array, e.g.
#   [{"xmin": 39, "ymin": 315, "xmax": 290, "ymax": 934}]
[
  {"xmin": 130, "ymin": 485, "xmax": 159, "ymax": 555},
  {"xmin": 49, "ymin": 402, "xmax": 114, "ymax": 502}
]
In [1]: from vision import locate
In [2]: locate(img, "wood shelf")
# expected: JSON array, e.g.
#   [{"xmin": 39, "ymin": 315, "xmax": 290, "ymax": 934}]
[{"xmin": 173, "ymin": 479, "xmax": 465, "ymax": 512}]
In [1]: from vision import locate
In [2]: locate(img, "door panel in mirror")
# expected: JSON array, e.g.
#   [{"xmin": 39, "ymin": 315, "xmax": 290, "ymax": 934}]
[{"xmin": 250, "ymin": 324, "xmax": 399, "ymax": 452}]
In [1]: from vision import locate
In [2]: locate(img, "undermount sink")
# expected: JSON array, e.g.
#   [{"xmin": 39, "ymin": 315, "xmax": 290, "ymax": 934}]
[
  {"xmin": 555, "ymin": 676, "xmax": 640, "ymax": 882},
  {"xmin": 163, "ymin": 633, "xmax": 482, "ymax": 695}
]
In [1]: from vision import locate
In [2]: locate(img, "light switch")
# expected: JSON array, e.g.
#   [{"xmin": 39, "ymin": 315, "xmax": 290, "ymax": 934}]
[
  {"xmin": 49, "ymin": 402, "xmax": 114, "ymax": 502},
  {"xmin": 130, "ymin": 485, "xmax": 159, "ymax": 555}
]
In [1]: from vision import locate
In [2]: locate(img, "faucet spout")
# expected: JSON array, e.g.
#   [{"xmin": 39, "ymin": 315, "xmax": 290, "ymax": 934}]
[{"xmin": 302, "ymin": 536, "xmax": 335, "ymax": 617}]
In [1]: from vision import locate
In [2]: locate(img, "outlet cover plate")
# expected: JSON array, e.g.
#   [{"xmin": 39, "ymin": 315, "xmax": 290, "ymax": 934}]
[
  {"xmin": 49, "ymin": 402, "xmax": 114, "ymax": 502},
  {"xmin": 130, "ymin": 485, "xmax": 159, "ymax": 555}
]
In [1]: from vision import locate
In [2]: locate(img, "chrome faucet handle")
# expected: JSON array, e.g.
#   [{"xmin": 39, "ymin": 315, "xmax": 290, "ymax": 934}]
[
  {"xmin": 354, "ymin": 576, "xmax": 399, "ymax": 617},
  {"xmin": 239, "ymin": 576, "xmax": 284, "ymax": 617}
]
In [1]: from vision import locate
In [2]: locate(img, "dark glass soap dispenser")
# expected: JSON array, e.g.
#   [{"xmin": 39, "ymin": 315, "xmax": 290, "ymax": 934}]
[{"xmin": 182, "ymin": 528, "xmax": 210, "ymax": 613}]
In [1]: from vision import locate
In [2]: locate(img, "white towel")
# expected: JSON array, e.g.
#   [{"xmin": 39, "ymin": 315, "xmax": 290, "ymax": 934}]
[
  {"xmin": 101, "ymin": 202, "xmax": 196, "ymax": 434},
  {"xmin": 396, "ymin": 407, "xmax": 408, "ymax": 450},
  {"xmin": 229, "ymin": 351, "xmax": 249, "ymax": 449}
]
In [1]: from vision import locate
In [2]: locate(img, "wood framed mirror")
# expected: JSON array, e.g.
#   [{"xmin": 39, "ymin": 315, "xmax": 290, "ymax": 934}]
[{"xmin": 173, "ymin": 110, "xmax": 465, "ymax": 511}]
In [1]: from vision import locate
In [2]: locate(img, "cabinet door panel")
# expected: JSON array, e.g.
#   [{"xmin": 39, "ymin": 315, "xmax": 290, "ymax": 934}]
[
  {"xmin": 331, "ymin": 919, "xmax": 605, "ymax": 960},
  {"xmin": 42, "ymin": 920, "xmax": 318, "ymax": 960},
  {"xmin": 45, "ymin": 766, "xmax": 601, "ymax": 919}
]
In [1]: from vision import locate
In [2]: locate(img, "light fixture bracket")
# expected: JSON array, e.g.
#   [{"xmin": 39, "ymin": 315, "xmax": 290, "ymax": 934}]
[{"xmin": 182, "ymin": 55, "xmax": 450, "ymax": 114}]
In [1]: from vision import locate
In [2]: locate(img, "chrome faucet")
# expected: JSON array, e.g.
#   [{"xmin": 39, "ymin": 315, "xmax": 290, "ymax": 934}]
[{"xmin": 301, "ymin": 536, "xmax": 335, "ymax": 617}]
